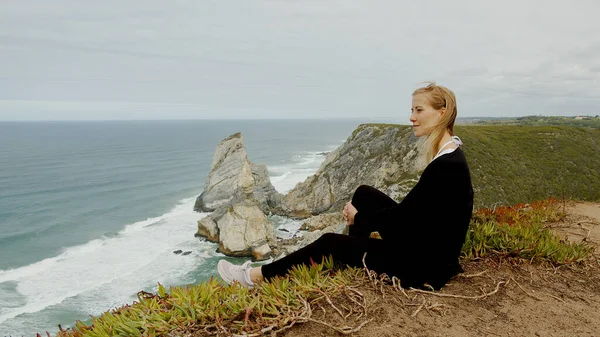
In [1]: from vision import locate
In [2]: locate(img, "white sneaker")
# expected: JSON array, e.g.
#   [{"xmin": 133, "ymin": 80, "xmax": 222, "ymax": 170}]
[{"xmin": 217, "ymin": 260, "xmax": 255, "ymax": 288}]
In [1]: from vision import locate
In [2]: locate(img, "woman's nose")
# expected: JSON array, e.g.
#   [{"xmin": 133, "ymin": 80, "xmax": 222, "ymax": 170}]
[{"xmin": 409, "ymin": 113, "xmax": 416, "ymax": 123}]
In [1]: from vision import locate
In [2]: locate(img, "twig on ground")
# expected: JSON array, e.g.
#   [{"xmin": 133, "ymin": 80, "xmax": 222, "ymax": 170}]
[
  {"xmin": 345, "ymin": 289, "xmax": 367, "ymax": 315},
  {"xmin": 347, "ymin": 287, "xmax": 367, "ymax": 314},
  {"xmin": 318, "ymin": 304, "xmax": 326, "ymax": 316},
  {"xmin": 340, "ymin": 304, "xmax": 353, "ymax": 320},
  {"xmin": 316, "ymin": 290, "xmax": 345, "ymax": 320},
  {"xmin": 578, "ymin": 223, "xmax": 592, "ymax": 238},
  {"xmin": 458, "ymin": 270, "xmax": 488, "ymax": 278},
  {"xmin": 426, "ymin": 302, "xmax": 448, "ymax": 316},
  {"xmin": 408, "ymin": 280, "xmax": 507, "ymax": 300},
  {"xmin": 546, "ymin": 293, "xmax": 566, "ymax": 303},
  {"xmin": 411, "ymin": 297, "xmax": 427, "ymax": 318},
  {"xmin": 307, "ymin": 318, "xmax": 374, "ymax": 335},
  {"xmin": 510, "ymin": 277, "xmax": 543, "ymax": 301}
]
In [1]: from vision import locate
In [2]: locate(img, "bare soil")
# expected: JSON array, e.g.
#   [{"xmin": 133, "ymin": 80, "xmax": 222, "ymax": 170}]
[{"xmin": 282, "ymin": 202, "xmax": 600, "ymax": 337}]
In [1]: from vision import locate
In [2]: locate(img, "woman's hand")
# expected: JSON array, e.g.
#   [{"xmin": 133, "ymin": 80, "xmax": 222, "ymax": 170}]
[{"xmin": 343, "ymin": 201, "xmax": 358, "ymax": 225}]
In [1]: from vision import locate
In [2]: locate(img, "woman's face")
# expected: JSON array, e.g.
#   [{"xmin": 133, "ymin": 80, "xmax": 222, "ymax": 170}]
[{"xmin": 410, "ymin": 93, "xmax": 444, "ymax": 137}]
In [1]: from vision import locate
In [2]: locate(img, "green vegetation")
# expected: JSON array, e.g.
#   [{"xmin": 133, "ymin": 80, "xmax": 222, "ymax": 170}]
[
  {"xmin": 456, "ymin": 125, "xmax": 600, "ymax": 208},
  {"xmin": 349, "ymin": 123, "xmax": 600, "ymax": 208},
  {"xmin": 56, "ymin": 199, "xmax": 595, "ymax": 337},
  {"xmin": 56, "ymin": 258, "xmax": 369, "ymax": 337},
  {"xmin": 470, "ymin": 115, "xmax": 600, "ymax": 128},
  {"xmin": 463, "ymin": 198, "xmax": 594, "ymax": 263}
]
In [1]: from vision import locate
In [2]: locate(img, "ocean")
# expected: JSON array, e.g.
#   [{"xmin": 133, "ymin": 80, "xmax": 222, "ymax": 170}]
[{"xmin": 0, "ymin": 119, "xmax": 366, "ymax": 336}]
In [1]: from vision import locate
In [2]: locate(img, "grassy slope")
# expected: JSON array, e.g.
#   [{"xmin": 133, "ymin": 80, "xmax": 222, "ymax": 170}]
[
  {"xmin": 360, "ymin": 124, "xmax": 600, "ymax": 208},
  {"xmin": 471, "ymin": 115, "xmax": 600, "ymax": 128},
  {"xmin": 456, "ymin": 125, "xmax": 600, "ymax": 207}
]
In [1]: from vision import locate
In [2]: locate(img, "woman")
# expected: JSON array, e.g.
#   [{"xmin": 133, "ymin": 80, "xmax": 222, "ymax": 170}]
[{"xmin": 218, "ymin": 82, "xmax": 474, "ymax": 290}]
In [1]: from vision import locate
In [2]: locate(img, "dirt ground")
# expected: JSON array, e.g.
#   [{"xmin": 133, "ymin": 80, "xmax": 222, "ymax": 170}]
[{"xmin": 282, "ymin": 202, "xmax": 600, "ymax": 337}]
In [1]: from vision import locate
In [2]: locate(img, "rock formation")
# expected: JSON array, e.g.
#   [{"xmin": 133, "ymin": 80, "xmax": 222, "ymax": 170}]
[
  {"xmin": 301, "ymin": 212, "xmax": 345, "ymax": 231},
  {"xmin": 197, "ymin": 200, "xmax": 276, "ymax": 261},
  {"xmin": 281, "ymin": 124, "xmax": 421, "ymax": 218},
  {"xmin": 194, "ymin": 132, "xmax": 283, "ymax": 214}
]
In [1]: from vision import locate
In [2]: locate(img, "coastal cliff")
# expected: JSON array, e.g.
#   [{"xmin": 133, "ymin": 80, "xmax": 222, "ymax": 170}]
[
  {"xmin": 284, "ymin": 124, "xmax": 600, "ymax": 212},
  {"xmin": 193, "ymin": 124, "xmax": 600, "ymax": 259},
  {"xmin": 281, "ymin": 124, "xmax": 421, "ymax": 218}
]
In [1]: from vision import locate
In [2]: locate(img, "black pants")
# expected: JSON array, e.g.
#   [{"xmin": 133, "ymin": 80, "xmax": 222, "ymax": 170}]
[{"xmin": 261, "ymin": 185, "xmax": 400, "ymax": 279}]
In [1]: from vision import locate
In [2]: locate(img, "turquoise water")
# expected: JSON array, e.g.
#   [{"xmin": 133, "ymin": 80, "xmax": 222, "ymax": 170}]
[{"xmin": 0, "ymin": 119, "xmax": 362, "ymax": 336}]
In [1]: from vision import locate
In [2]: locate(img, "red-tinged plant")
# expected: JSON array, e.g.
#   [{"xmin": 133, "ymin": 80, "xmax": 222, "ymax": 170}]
[{"xmin": 464, "ymin": 198, "xmax": 593, "ymax": 264}]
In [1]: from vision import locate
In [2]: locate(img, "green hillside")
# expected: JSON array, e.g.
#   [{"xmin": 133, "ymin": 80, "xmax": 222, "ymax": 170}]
[
  {"xmin": 469, "ymin": 115, "xmax": 600, "ymax": 128},
  {"xmin": 456, "ymin": 125, "xmax": 600, "ymax": 207}
]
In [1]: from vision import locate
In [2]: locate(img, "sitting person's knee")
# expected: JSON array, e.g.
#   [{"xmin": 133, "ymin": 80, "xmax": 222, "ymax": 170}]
[
  {"xmin": 317, "ymin": 232, "xmax": 340, "ymax": 245},
  {"xmin": 354, "ymin": 185, "xmax": 373, "ymax": 196},
  {"xmin": 321, "ymin": 232, "xmax": 337, "ymax": 240},
  {"xmin": 353, "ymin": 185, "xmax": 374, "ymax": 202}
]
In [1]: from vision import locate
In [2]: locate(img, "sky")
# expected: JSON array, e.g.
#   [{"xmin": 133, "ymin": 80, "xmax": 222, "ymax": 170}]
[{"xmin": 1, "ymin": 0, "xmax": 599, "ymax": 121}]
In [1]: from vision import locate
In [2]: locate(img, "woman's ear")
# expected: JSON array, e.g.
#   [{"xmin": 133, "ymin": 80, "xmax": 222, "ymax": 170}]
[{"xmin": 439, "ymin": 107, "xmax": 447, "ymax": 116}]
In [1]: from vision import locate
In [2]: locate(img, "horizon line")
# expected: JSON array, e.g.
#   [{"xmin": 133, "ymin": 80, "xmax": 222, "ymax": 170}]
[{"xmin": 1, "ymin": 115, "xmax": 595, "ymax": 123}]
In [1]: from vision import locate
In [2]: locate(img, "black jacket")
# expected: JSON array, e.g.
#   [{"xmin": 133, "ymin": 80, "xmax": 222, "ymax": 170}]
[{"xmin": 354, "ymin": 148, "xmax": 474, "ymax": 289}]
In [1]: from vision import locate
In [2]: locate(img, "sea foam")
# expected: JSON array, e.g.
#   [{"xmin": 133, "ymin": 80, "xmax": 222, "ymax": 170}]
[
  {"xmin": 0, "ymin": 144, "xmax": 337, "ymax": 335},
  {"xmin": 0, "ymin": 198, "xmax": 209, "ymax": 329}
]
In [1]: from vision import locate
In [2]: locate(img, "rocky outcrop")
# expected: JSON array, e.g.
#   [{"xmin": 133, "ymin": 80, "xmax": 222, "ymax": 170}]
[
  {"xmin": 197, "ymin": 216, "xmax": 219, "ymax": 242},
  {"xmin": 281, "ymin": 124, "xmax": 421, "ymax": 218},
  {"xmin": 194, "ymin": 133, "xmax": 283, "ymax": 214},
  {"xmin": 196, "ymin": 200, "xmax": 276, "ymax": 261},
  {"xmin": 301, "ymin": 212, "xmax": 345, "ymax": 231},
  {"xmin": 273, "ymin": 222, "xmax": 348, "ymax": 260}
]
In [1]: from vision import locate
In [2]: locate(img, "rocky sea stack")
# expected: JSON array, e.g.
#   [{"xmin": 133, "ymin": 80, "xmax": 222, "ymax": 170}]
[{"xmin": 194, "ymin": 132, "xmax": 283, "ymax": 214}]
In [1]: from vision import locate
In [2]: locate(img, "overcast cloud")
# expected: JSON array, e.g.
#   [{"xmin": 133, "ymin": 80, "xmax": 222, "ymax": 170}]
[{"xmin": 1, "ymin": 0, "xmax": 599, "ymax": 120}]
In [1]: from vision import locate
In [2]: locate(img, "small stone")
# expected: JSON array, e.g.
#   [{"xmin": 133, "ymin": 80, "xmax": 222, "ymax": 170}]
[
  {"xmin": 173, "ymin": 250, "xmax": 183, "ymax": 254},
  {"xmin": 252, "ymin": 243, "xmax": 273, "ymax": 261},
  {"xmin": 182, "ymin": 251, "xmax": 192, "ymax": 256}
]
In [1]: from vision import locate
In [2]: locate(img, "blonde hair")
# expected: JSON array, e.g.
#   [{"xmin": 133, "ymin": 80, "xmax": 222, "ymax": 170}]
[{"xmin": 412, "ymin": 82, "xmax": 458, "ymax": 163}]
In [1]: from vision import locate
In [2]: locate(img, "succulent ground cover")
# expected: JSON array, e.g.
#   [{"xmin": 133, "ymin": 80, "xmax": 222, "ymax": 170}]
[
  {"xmin": 463, "ymin": 198, "xmax": 595, "ymax": 264},
  {"xmin": 53, "ymin": 198, "xmax": 598, "ymax": 337}
]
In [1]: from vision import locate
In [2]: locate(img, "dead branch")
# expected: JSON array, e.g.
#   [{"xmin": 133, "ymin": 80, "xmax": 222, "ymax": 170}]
[
  {"xmin": 307, "ymin": 318, "xmax": 374, "ymax": 335},
  {"xmin": 546, "ymin": 293, "xmax": 566, "ymax": 303},
  {"xmin": 457, "ymin": 270, "xmax": 488, "ymax": 278},
  {"xmin": 315, "ymin": 289, "xmax": 345, "ymax": 320},
  {"xmin": 408, "ymin": 280, "xmax": 507, "ymax": 300},
  {"xmin": 510, "ymin": 277, "xmax": 543, "ymax": 301},
  {"xmin": 411, "ymin": 297, "xmax": 427, "ymax": 317},
  {"xmin": 578, "ymin": 223, "xmax": 592, "ymax": 238}
]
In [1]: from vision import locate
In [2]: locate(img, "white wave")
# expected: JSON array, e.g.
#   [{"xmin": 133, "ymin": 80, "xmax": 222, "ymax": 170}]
[
  {"xmin": 0, "ymin": 197, "xmax": 210, "ymax": 327},
  {"xmin": 0, "ymin": 142, "xmax": 345, "ymax": 334},
  {"xmin": 269, "ymin": 171, "xmax": 292, "ymax": 184},
  {"xmin": 272, "ymin": 216, "xmax": 303, "ymax": 240},
  {"xmin": 268, "ymin": 148, "xmax": 336, "ymax": 194}
]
